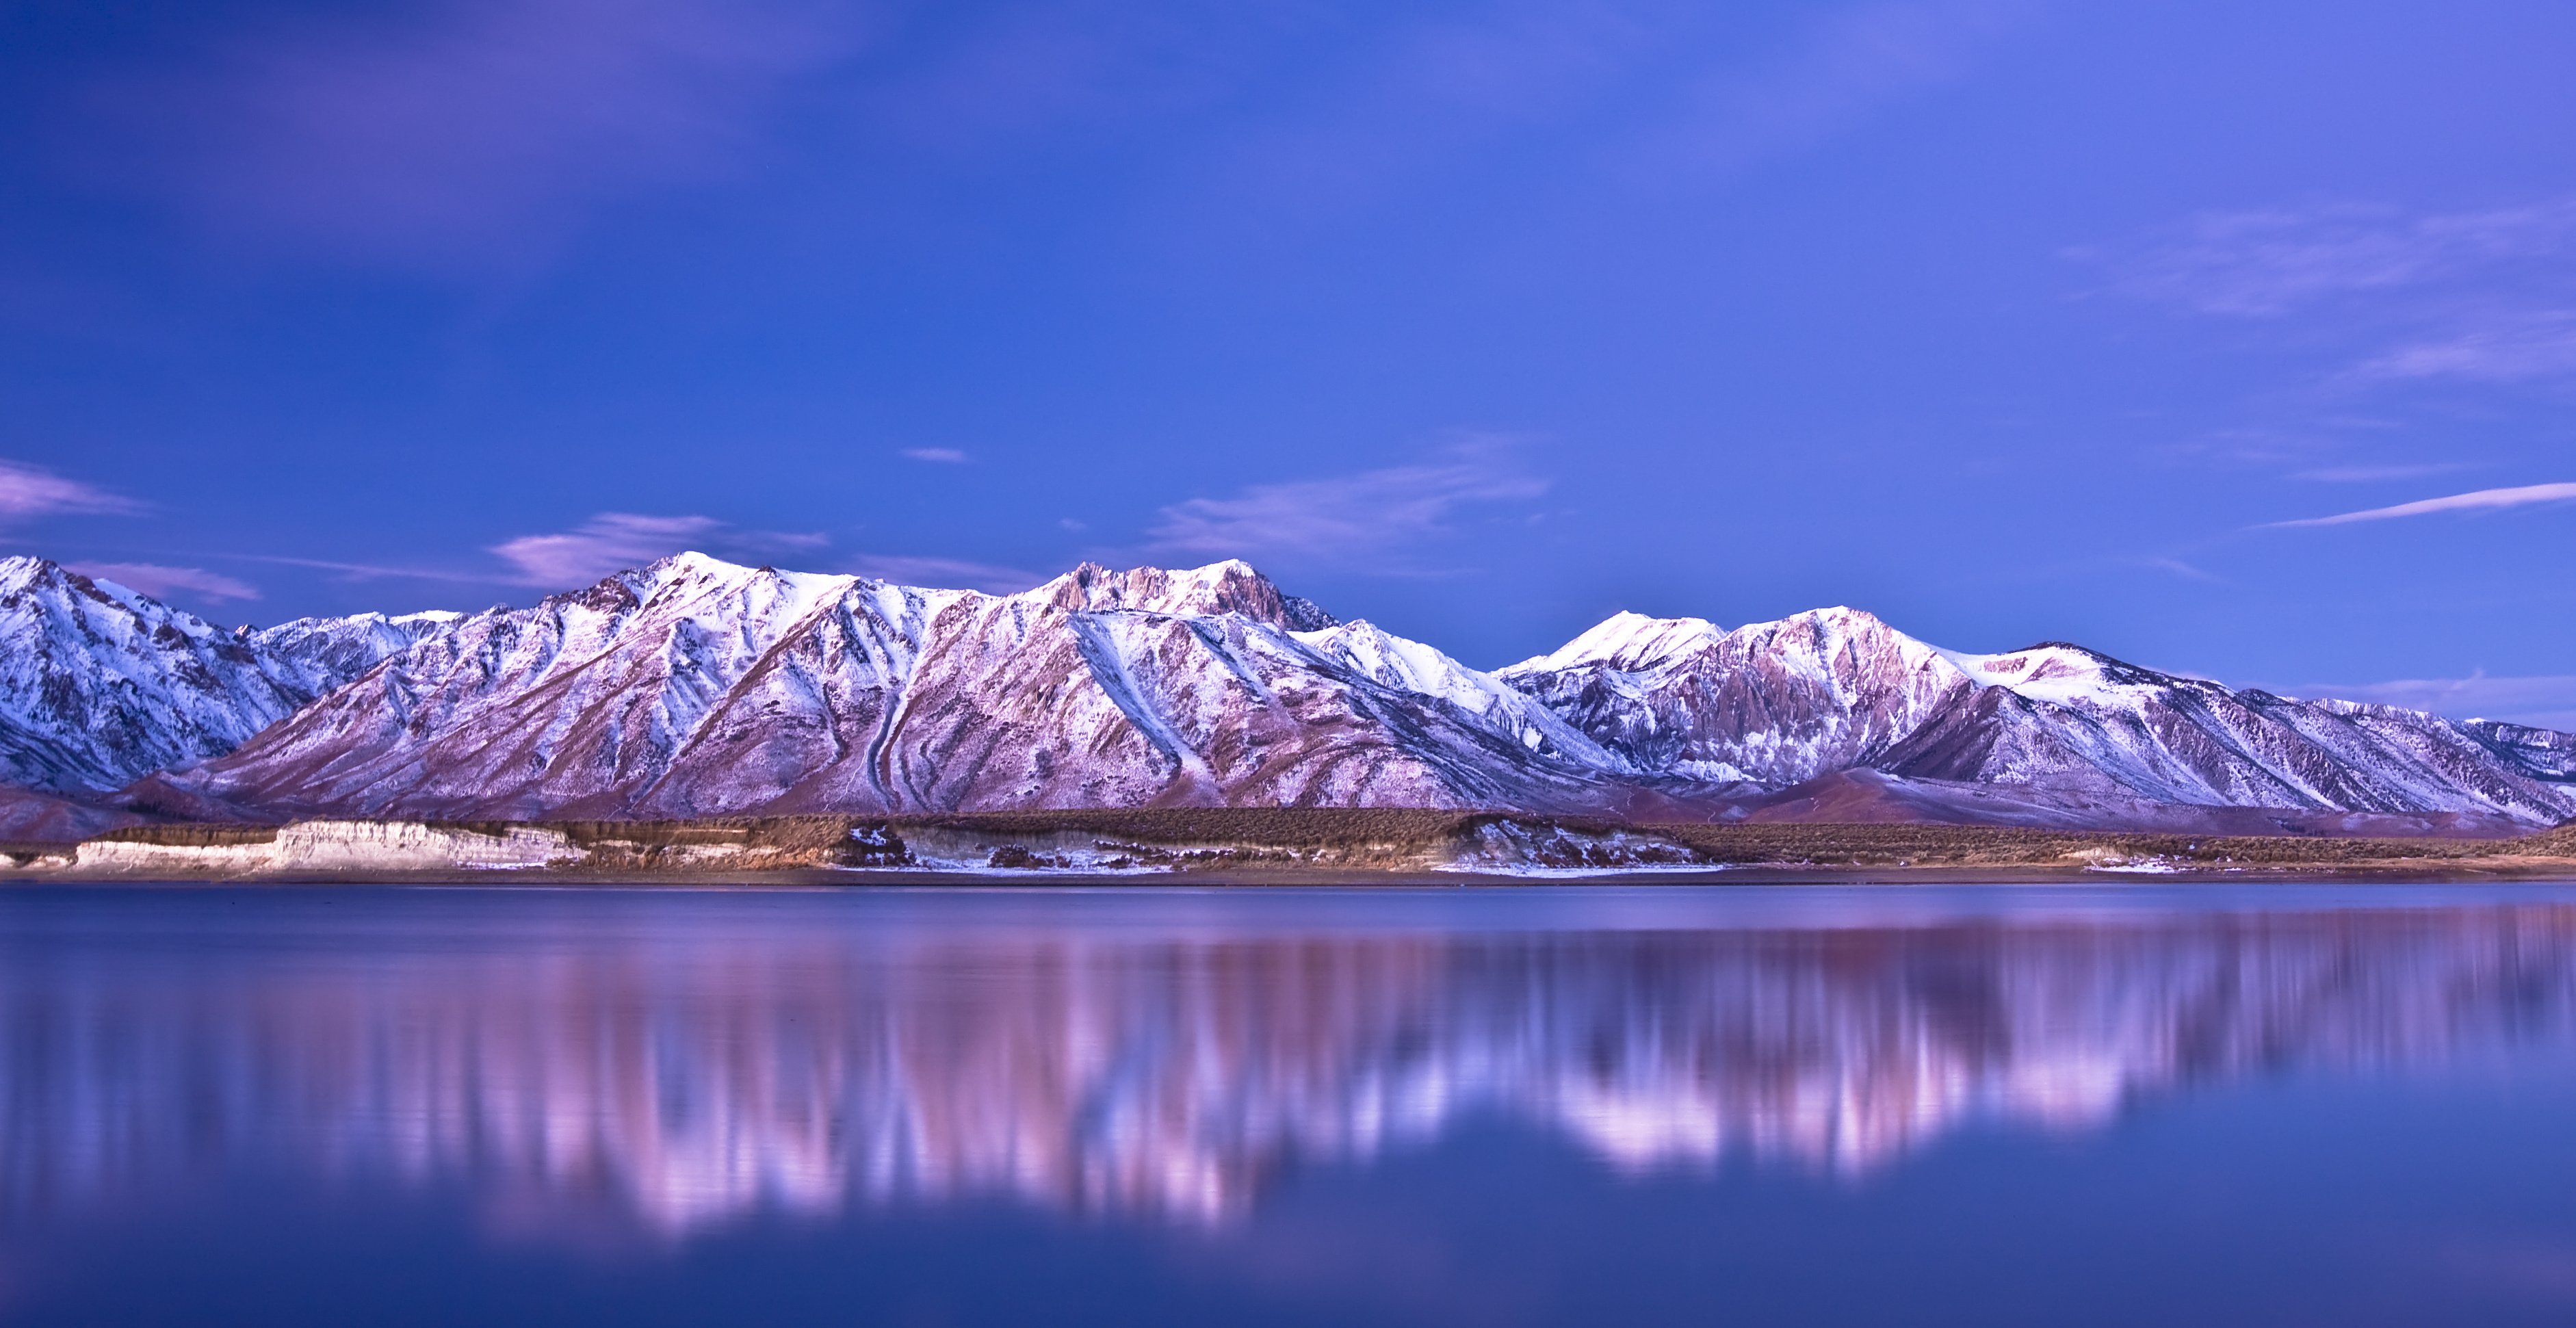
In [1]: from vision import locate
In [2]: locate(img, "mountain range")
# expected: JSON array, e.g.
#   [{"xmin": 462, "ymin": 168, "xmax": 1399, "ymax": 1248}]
[{"xmin": 3, "ymin": 551, "xmax": 2570, "ymax": 839}]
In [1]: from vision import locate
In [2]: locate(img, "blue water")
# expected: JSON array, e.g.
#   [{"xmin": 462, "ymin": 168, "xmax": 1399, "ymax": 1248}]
[{"xmin": 7, "ymin": 882, "xmax": 2576, "ymax": 1325}]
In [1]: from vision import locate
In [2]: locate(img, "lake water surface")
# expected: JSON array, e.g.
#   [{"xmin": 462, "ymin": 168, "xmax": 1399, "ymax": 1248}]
[{"xmin": 8, "ymin": 881, "xmax": 2576, "ymax": 1325}]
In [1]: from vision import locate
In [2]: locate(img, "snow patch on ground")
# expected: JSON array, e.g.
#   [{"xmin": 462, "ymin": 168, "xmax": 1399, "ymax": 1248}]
[
  {"xmin": 2085, "ymin": 861, "xmax": 2189, "ymax": 874},
  {"xmin": 72, "ymin": 822, "xmax": 583, "ymax": 874},
  {"xmin": 1438, "ymin": 822, "xmax": 1706, "ymax": 874},
  {"xmin": 1430, "ymin": 861, "xmax": 1732, "ymax": 878}
]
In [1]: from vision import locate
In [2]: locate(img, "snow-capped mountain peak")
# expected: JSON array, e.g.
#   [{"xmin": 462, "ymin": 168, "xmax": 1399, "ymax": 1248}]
[
  {"xmin": 0, "ymin": 556, "xmax": 447, "ymax": 800},
  {"xmin": 1937, "ymin": 642, "xmax": 2165, "ymax": 705},
  {"xmin": 1496, "ymin": 599, "xmax": 2576, "ymax": 826},
  {"xmin": 1032, "ymin": 558, "xmax": 1338, "ymax": 629},
  {"xmin": 1510, "ymin": 610, "xmax": 1726, "ymax": 674}
]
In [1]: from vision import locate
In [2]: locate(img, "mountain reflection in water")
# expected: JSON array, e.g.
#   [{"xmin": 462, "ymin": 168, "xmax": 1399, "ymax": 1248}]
[{"xmin": 5, "ymin": 888, "xmax": 2576, "ymax": 1239}]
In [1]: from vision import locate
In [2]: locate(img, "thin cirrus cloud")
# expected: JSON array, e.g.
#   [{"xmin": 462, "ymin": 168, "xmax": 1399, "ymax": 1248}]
[
  {"xmin": 225, "ymin": 552, "xmax": 511, "ymax": 586},
  {"xmin": 844, "ymin": 554, "xmax": 1040, "ymax": 594},
  {"xmin": 492, "ymin": 515, "xmax": 1035, "ymax": 593},
  {"xmin": 2265, "ymin": 482, "xmax": 2576, "ymax": 529},
  {"xmin": 98, "ymin": 0, "xmax": 865, "ymax": 265},
  {"xmin": 2352, "ymin": 313, "xmax": 2576, "ymax": 385},
  {"xmin": 900, "ymin": 447, "xmax": 971, "ymax": 464},
  {"xmin": 2291, "ymin": 463, "xmax": 2476, "ymax": 484},
  {"xmin": 2137, "ymin": 556, "xmax": 2222, "ymax": 585},
  {"xmin": 1170, "ymin": 0, "xmax": 2033, "ymax": 234},
  {"xmin": 2087, "ymin": 199, "xmax": 2576, "ymax": 318},
  {"xmin": 487, "ymin": 513, "xmax": 825, "ymax": 586},
  {"xmin": 1149, "ymin": 444, "xmax": 1549, "ymax": 573},
  {"xmin": 0, "ymin": 459, "xmax": 142, "ymax": 520},
  {"xmin": 66, "ymin": 562, "xmax": 260, "ymax": 603},
  {"xmin": 1636, "ymin": 0, "xmax": 2035, "ymax": 180}
]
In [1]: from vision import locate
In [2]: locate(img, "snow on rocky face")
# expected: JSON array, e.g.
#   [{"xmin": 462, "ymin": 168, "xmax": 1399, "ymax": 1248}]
[
  {"xmin": 1882, "ymin": 642, "xmax": 2576, "ymax": 823},
  {"xmin": 12, "ymin": 549, "xmax": 2576, "ymax": 829},
  {"xmin": 133, "ymin": 555, "xmax": 1617, "ymax": 820},
  {"xmin": 0, "ymin": 557, "xmax": 450, "ymax": 795},
  {"xmin": 1037, "ymin": 558, "xmax": 1339, "ymax": 629},
  {"xmin": 1497, "ymin": 607, "xmax": 1977, "ymax": 786},
  {"xmin": 1502, "ymin": 612, "xmax": 2576, "ymax": 825}
]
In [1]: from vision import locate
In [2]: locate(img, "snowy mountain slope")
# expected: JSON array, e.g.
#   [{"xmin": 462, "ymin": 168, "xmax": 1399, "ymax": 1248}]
[
  {"xmin": 0, "ymin": 557, "xmax": 449, "ymax": 795},
  {"xmin": 1037, "ymin": 558, "xmax": 1339, "ymax": 629},
  {"xmin": 1875, "ymin": 642, "xmax": 2576, "ymax": 822},
  {"xmin": 1292, "ymin": 619, "xmax": 1626, "ymax": 771},
  {"xmin": 1496, "ymin": 607, "xmax": 1981, "ymax": 785},
  {"xmin": 132, "ymin": 555, "xmax": 954, "ymax": 820},
  {"xmin": 1503, "ymin": 614, "xmax": 2576, "ymax": 825},
  {"xmin": 14, "ymin": 547, "xmax": 2575, "ymax": 830},
  {"xmin": 255, "ymin": 608, "xmax": 465, "ymax": 695},
  {"xmin": 134, "ymin": 555, "xmax": 1617, "ymax": 820}
]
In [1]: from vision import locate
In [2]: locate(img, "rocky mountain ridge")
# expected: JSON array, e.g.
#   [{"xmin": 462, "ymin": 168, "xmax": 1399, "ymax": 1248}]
[
  {"xmin": 123, "ymin": 554, "xmax": 1619, "ymax": 823},
  {"xmin": 0, "ymin": 557, "xmax": 455, "ymax": 835},
  {"xmin": 3, "ymin": 552, "xmax": 2571, "ymax": 835},
  {"xmin": 1498, "ymin": 606, "xmax": 2576, "ymax": 828}
]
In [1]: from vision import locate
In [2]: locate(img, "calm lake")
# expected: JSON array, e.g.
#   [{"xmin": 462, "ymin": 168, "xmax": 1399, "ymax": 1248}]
[{"xmin": 7, "ymin": 882, "xmax": 2576, "ymax": 1325}]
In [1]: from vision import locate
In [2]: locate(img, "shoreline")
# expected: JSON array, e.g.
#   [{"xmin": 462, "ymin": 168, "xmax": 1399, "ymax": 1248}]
[
  {"xmin": 18, "ymin": 863, "xmax": 2576, "ymax": 891},
  {"xmin": 8, "ymin": 809, "xmax": 2574, "ymax": 887}
]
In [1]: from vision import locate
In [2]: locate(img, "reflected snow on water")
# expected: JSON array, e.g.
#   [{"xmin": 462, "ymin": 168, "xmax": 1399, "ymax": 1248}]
[{"xmin": 7, "ymin": 884, "xmax": 2576, "ymax": 1241}]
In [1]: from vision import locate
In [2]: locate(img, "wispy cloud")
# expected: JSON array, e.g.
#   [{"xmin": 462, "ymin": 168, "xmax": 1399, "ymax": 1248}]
[
  {"xmin": 2087, "ymin": 199, "xmax": 2576, "ymax": 318},
  {"xmin": 1642, "ymin": 0, "xmax": 2035, "ymax": 178},
  {"xmin": 66, "ymin": 562, "xmax": 259, "ymax": 603},
  {"xmin": 489, "ymin": 512, "xmax": 825, "ymax": 586},
  {"xmin": 2265, "ymin": 482, "xmax": 2576, "ymax": 528},
  {"xmin": 1195, "ymin": 0, "xmax": 2035, "ymax": 232},
  {"xmin": 491, "ymin": 514, "xmax": 723, "ymax": 585},
  {"xmin": 226, "ymin": 553, "xmax": 508, "ymax": 585},
  {"xmin": 2291, "ymin": 462, "xmax": 2477, "ymax": 484},
  {"xmin": 0, "ymin": 460, "xmax": 142, "ymax": 520},
  {"xmin": 2352, "ymin": 312, "xmax": 2576, "ymax": 385},
  {"xmin": 491, "ymin": 517, "xmax": 1036, "ymax": 592},
  {"xmin": 1149, "ymin": 442, "xmax": 1548, "ymax": 573},
  {"xmin": 900, "ymin": 447, "xmax": 971, "ymax": 464},
  {"xmin": 2289, "ymin": 673, "xmax": 2576, "ymax": 731},
  {"xmin": 844, "ymin": 554, "xmax": 1040, "ymax": 594},
  {"xmin": 2137, "ymin": 556, "xmax": 2223, "ymax": 584},
  {"xmin": 2158, "ymin": 426, "xmax": 2345, "ymax": 471},
  {"xmin": 99, "ymin": 0, "xmax": 863, "ymax": 266}
]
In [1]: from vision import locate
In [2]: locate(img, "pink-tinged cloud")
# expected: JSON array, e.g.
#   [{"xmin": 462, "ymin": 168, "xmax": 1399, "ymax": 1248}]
[
  {"xmin": 67, "ymin": 562, "xmax": 259, "ymax": 603},
  {"xmin": 489, "ymin": 513, "xmax": 726, "ymax": 586},
  {"xmin": 1149, "ymin": 442, "xmax": 1548, "ymax": 573},
  {"xmin": 490, "ymin": 512, "xmax": 828, "ymax": 586},
  {"xmin": 844, "ymin": 554, "xmax": 1040, "ymax": 593},
  {"xmin": 231, "ymin": 553, "xmax": 510, "ymax": 586},
  {"xmin": 2267, "ymin": 482, "xmax": 2576, "ymax": 528},
  {"xmin": 0, "ymin": 460, "xmax": 141, "ymax": 519},
  {"xmin": 105, "ymin": 0, "xmax": 865, "ymax": 265}
]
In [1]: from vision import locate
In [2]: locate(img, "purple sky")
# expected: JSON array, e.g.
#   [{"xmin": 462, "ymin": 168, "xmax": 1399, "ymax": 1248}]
[{"xmin": 3, "ymin": 0, "xmax": 2574, "ymax": 725}]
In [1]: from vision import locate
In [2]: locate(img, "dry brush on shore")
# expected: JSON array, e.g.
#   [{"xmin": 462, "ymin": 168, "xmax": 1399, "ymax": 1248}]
[{"xmin": 5, "ymin": 807, "xmax": 2573, "ymax": 880}]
